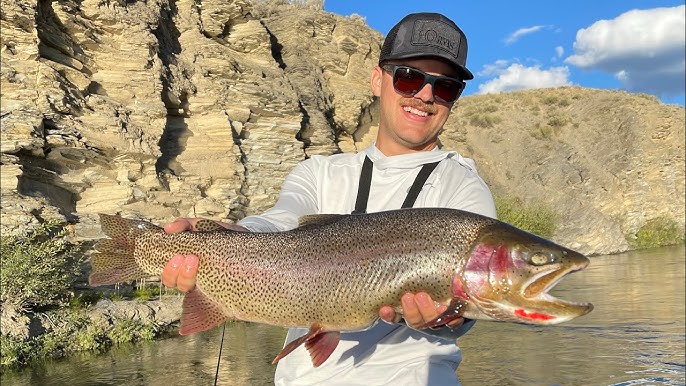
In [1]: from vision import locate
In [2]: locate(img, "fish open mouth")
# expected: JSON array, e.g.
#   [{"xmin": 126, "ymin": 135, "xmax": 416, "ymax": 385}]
[{"xmin": 522, "ymin": 263, "xmax": 593, "ymax": 314}]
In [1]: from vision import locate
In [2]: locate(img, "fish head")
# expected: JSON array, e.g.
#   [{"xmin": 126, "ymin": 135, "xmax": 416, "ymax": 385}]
[{"xmin": 458, "ymin": 222, "xmax": 593, "ymax": 325}]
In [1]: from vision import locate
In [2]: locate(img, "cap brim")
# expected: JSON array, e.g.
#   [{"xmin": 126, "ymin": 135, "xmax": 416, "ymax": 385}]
[{"xmin": 380, "ymin": 53, "xmax": 474, "ymax": 80}]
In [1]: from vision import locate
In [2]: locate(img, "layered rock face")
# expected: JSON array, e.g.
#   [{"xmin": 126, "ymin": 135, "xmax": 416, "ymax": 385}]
[
  {"xmin": 1, "ymin": 0, "xmax": 378, "ymax": 233},
  {"xmin": 1, "ymin": 0, "xmax": 684, "ymax": 256}
]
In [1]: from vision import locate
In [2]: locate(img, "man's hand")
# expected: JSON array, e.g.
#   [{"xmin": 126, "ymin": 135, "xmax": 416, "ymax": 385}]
[
  {"xmin": 160, "ymin": 217, "xmax": 247, "ymax": 292},
  {"xmin": 378, "ymin": 292, "xmax": 465, "ymax": 329},
  {"xmin": 161, "ymin": 253, "xmax": 199, "ymax": 292}
]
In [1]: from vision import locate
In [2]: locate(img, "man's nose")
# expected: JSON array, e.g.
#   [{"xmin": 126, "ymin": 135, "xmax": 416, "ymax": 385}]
[{"xmin": 414, "ymin": 82, "xmax": 434, "ymax": 102}]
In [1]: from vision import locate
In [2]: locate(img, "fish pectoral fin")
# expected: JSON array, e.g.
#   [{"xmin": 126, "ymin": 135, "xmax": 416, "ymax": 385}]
[
  {"xmin": 417, "ymin": 298, "xmax": 469, "ymax": 329},
  {"xmin": 271, "ymin": 324, "xmax": 341, "ymax": 368},
  {"xmin": 179, "ymin": 288, "xmax": 228, "ymax": 335}
]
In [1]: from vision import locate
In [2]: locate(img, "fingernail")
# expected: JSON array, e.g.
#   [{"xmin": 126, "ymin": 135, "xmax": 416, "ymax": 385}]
[
  {"xmin": 184, "ymin": 255, "xmax": 199, "ymax": 271},
  {"xmin": 170, "ymin": 255, "xmax": 184, "ymax": 268},
  {"xmin": 416, "ymin": 293, "xmax": 431, "ymax": 306}
]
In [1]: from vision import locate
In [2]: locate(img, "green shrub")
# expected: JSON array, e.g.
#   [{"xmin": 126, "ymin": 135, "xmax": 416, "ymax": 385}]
[
  {"xmin": 547, "ymin": 114, "xmax": 570, "ymax": 128},
  {"xmin": 541, "ymin": 95, "xmax": 560, "ymax": 105},
  {"xmin": 108, "ymin": 318, "xmax": 159, "ymax": 344},
  {"xmin": 495, "ymin": 196, "xmax": 558, "ymax": 238},
  {"xmin": 530, "ymin": 123, "xmax": 554, "ymax": 140},
  {"xmin": 1, "ymin": 221, "xmax": 83, "ymax": 310},
  {"xmin": 131, "ymin": 284, "xmax": 161, "ymax": 301},
  {"xmin": 0, "ymin": 335, "xmax": 34, "ymax": 368},
  {"xmin": 557, "ymin": 98, "xmax": 571, "ymax": 107},
  {"xmin": 469, "ymin": 113, "xmax": 502, "ymax": 128},
  {"xmin": 482, "ymin": 104, "xmax": 499, "ymax": 113},
  {"xmin": 628, "ymin": 217, "xmax": 685, "ymax": 249},
  {"xmin": 69, "ymin": 292, "xmax": 104, "ymax": 309},
  {"xmin": 1, "ymin": 309, "xmax": 163, "ymax": 369}
]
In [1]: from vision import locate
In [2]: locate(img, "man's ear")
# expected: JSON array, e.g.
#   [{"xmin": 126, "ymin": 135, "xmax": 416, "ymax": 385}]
[{"xmin": 370, "ymin": 66, "xmax": 383, "ymax": 97}]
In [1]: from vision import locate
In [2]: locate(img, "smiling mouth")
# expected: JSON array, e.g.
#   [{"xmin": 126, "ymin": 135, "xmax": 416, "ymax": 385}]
[
  {"xmin": 402, "ymin": 98, "xmax": 436, "ymax": 115},
  {"xmin": 403, "ymin": 106, "xmax": 430, "ymax": 117}
]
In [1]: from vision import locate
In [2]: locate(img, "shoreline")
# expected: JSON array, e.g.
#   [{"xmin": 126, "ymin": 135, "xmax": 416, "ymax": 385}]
[{"xmin": 1, "ymin": 295, "xmax": 183, "ymax": 370}]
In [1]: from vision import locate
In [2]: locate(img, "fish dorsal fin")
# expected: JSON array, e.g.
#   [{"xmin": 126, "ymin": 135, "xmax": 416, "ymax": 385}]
[
  {"xmin": 195, "ymin": 219, "xmax": 230, "ymax": 232},
  {"xmin": 298, "ymin": 214, "xmax": 346, "ymax": 229}
]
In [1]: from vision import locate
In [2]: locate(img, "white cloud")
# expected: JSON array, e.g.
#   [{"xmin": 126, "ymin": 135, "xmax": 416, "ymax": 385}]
[
  {"xmin": 479, "ymin": 59, "xmax": 510, "ymax": 76},
  {"xmin": 476, "ymin": 63, "xmax": 572, "ymax": 94},
  {"xmin": 565, "ymin": 5, "xmax": 685, "ymax": 97},
  {"xmin": 505, "ymin": 25, "xmax": 546, "ymax": 45},
  {"xmin": 555, "ymin": 46, "xmax": 564, "ymax": 58}
]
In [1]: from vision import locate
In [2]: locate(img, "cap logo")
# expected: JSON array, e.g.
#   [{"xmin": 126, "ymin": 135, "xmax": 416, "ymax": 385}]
[{"xmin": 411, "ymin": 20, "xmax": 461, "ymax": 60}]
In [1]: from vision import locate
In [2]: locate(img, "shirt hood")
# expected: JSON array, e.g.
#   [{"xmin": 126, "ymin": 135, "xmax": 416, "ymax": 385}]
[{"xmin": 363, "ymin": 143, "xmax": 475, "ymax": 172}]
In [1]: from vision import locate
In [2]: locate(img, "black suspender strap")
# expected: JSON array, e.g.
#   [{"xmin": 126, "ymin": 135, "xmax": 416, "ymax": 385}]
[
  {"xmin": 401, "ymin": 161, "xmax": 441, "ymax": 209},
  {"xmin": 352, "ymin": 156, "xmax": 441, "ymax": 214},
  {"xmin": 352, "ymin": 156, "xmax": 374, "ymax": 214}
]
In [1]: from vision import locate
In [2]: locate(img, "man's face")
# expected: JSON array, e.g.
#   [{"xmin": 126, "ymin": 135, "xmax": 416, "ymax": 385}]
[{"xmin": 371, "ymin": 58, "xmax": 460, "ymax": 156}]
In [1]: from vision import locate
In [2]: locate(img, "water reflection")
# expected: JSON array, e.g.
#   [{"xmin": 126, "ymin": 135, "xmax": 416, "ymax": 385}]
[
  {"xmin": 458, "ymin": 245, "xmax": 685, "ymax": 386},
  {"xmin": 3, "ymin": 323, "xmax": 287, "ymax": 386},
  {"xmin": 2, "ymin": 246, "xmax": 684, "ymax": 386}
]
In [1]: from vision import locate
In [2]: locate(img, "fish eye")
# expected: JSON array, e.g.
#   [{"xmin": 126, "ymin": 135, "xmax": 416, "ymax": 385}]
[{"xmin": 530, "ymin": 252, "xmax": 551, "ymax": 266}]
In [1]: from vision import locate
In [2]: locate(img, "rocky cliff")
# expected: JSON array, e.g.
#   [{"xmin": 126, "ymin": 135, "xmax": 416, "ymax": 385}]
[{"xmin": 1, "ymin": 0, "xmax": 684, "ymax": 256}]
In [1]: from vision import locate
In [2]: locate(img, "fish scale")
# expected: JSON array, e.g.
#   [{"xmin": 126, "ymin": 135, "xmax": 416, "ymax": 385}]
[{"xmin": 90, "ymin": 207, "xmax": 593, "ymax": 367}]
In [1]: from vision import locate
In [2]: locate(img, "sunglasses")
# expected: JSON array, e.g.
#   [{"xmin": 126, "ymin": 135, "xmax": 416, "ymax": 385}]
[{"xmin": 382, "ymin": 64, "xmax": 466, "ymax": 103}]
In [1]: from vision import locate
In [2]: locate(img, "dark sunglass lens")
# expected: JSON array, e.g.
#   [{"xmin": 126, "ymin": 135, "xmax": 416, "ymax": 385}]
[
  {"xmin": 434, "ymin": 79, "xmax": 461, "ymax": 102},
  {"xmin": 388, "ymin": 65, "xmax": 464, "ymax": 102},
  {"xmin": 393, "ymin": 67, "xmax": 426, "ymax": 94}
]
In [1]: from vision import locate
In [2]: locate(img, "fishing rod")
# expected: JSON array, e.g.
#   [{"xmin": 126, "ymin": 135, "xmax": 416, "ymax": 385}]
[
  {"xmin": 201, "ymin": 208, "xmax": 227, "ymax": 386},
  {"xmin": 214, "ymin": 322, "xmax": 227, "ymax": 386}
]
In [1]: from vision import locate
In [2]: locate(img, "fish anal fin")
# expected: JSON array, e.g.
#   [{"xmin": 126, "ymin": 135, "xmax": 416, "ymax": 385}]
[
  {"xmin": 272, "ymin": 332, "xmax": 310, "ymax": 365},
  {"xmin": 417, "ymin": 298, "xmax": 470, "ymax": 329},
  {"xmin": 305, "ymin": 329, "xmax": 341, "ymax": 367},
  {"xmin": 179, "ymin": 288, "xmax": 228, "ymax": 335},
  {"xmin": 271, "ymin": 323, "xmax": 341, "ymax": 367}
]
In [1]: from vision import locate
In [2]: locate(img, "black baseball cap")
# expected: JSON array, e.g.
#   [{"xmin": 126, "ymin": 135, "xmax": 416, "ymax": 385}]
[{"xmin": 379, "ymin": 12, "xmax": 474, "ymax": 80}]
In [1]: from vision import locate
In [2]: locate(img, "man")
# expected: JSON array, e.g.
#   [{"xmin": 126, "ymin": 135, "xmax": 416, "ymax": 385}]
[{"xmin": 162, "ymin": 12, "xmax": 496, "ymax": 385}]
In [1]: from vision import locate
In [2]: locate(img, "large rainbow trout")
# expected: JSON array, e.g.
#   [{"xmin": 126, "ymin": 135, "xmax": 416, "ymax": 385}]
[{"xmin": 89, "ymin": 208, "xmax": 593, "ymax": 366}]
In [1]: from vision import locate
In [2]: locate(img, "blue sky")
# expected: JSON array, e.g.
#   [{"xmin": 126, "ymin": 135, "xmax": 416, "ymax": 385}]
[{"xmin": 323, "ymin": 1, "xmax": 686, "ymax": 106}]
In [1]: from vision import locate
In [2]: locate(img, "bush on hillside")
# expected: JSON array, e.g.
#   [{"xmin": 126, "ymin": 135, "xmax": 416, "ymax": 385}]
[
  {"xmin": 1, "ymin": 221, "xmax": 83, "ymax": 311},
  {"xmin": 628, "ymin": 217, "xmax": 685, "ymax": 249},
  {"xmin": 495, "ymin": 196, "xmax": 558, "ymax": 239}
]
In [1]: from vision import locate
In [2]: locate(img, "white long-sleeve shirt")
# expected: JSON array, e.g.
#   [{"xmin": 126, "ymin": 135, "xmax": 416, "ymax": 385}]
[{"xmin": 238, "ymin": 144, "xmax": 496, "ymax": 386}]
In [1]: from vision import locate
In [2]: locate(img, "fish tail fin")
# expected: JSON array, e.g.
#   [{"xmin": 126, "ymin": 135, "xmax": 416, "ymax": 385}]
[{"xmin": 88, "ymin": 214, "xmax": 160, "ymax": 286}]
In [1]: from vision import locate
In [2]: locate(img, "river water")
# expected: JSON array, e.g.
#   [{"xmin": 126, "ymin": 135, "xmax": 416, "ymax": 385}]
[{"xmin": 3, "ymin": 245, "xmax": 684, "ymax": 386}]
